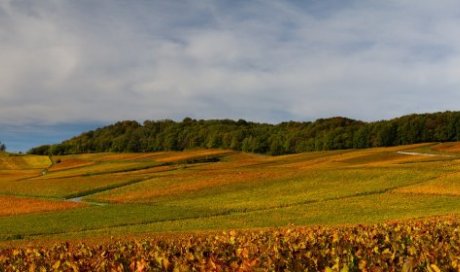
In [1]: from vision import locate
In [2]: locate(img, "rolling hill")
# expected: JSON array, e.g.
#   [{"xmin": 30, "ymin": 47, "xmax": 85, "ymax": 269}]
[
  {"xmin": 2, "ymin": 143, "xmax": 460, "ymax": 270},
  {"xmin": 1, "ymin": 142, "xmax": 460, "ymax": 241}
]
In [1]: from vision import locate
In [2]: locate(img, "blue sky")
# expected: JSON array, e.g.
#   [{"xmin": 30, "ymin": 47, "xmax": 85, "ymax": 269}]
[
  {"xmin": 1, "ymin": 0, "xmax": 460, "ymax": 152},
  {"xmin": 0, "ymin": 123, "xmax": 103, "ymax": 152}
]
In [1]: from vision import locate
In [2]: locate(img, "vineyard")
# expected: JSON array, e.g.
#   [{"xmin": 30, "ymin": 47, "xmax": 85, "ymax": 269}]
[
  {"xmin": 1, "ymin": 144, "xmax": 460, "ymax": 269},
  {"xmin": 1, "ymin": 217, "xmax": 459, "ymax": 271}
]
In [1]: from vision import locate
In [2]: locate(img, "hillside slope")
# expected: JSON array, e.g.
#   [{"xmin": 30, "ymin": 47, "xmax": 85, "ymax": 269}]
[{"xmin": 0, "ymin": 143, "xmax": 460, "ymax": 240}]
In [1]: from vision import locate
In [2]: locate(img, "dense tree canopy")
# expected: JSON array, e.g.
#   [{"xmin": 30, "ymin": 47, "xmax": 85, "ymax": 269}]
[
  {"xmin": 0, "ymin": 142, "xmax": 5, "ymax": 152},
  {"xmin": 28, "ymin": 111, "xmax": 460, "ymax": 156}
]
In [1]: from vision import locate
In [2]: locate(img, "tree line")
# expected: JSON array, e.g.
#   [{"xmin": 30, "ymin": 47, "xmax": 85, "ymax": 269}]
[
  {"xmin": 0, "ymin": 142, "xmax": 5, "ymax": 152},
  {"xmin": 28, "ymin": 111, "xmax": 460, "ymax": 156}
]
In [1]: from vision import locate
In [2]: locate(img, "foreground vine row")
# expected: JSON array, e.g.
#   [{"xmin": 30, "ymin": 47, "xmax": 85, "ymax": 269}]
[{"xmin": 1, "ymin": 217, "xmax": 459, "ymax": 271}]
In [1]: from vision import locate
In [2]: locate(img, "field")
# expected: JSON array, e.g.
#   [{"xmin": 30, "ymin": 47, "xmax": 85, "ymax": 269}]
[
  {"xmin": 2, "ymin": 217, "xmax": 459, "ymax": 271},
  {"xmin": 1, "ymin": 143, "xmax": 460, "ymax": 269}
]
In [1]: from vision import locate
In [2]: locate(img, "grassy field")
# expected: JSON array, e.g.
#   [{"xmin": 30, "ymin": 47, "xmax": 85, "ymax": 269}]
[{"xmin": 1, "ymin": 143, "xmax": 460, "ymax": 243}]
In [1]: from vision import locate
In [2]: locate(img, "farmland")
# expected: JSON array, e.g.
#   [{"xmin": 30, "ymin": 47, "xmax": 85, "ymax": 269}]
[
  {"xmin": 1, "ymin": 143, "xmax": 460, "ymax": 269},
  {"xmin": 0, "ymin": 143, "xmax": 459, "ymax": 240},
  {"xmin": 2, "ymin": 217, "xmax": 459, "ymax": 271}
]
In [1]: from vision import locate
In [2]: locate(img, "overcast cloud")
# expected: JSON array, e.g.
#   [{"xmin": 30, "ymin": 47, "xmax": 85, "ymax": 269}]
[{"xmin": 2, "ymin": 0, "xmax": 460, "ymax": 150}]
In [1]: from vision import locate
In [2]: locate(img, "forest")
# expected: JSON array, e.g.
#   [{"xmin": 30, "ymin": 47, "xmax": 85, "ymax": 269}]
[{"xmin": 28, "ymin": 111, "xmax": 460, "ymax": 155}]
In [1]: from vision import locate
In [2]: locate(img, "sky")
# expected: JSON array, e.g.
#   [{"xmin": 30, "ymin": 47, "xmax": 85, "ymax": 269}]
[{"xmin": 1, "ymin": 0, "xmax": 460, "ymax": 152}]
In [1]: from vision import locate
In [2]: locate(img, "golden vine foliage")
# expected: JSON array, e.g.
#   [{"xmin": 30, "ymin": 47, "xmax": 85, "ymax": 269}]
[{"xmin": 1, "ymin": 217, "xmax": 459, "ymax": 271}]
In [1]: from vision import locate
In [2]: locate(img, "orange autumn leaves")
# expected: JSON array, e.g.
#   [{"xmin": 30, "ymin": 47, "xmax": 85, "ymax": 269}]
[
  {"xmin": 1, "ymin": 217, "xmax": 459, "ymax": 271},
  {"xmin": 0, "ymin": 196, "xmax": 84, "ymax": 217}
]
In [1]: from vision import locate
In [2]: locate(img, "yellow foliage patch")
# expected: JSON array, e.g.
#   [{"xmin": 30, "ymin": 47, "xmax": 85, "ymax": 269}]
[
  {"xmin": 396, "ymin": 171, "xmax": 460, "ymax": 196},
  {"xmin": 95, "ymin": 167, "xmax": 293, "ymax": 203},
  {"xmin": 0, "ymin": 155, "xmax": 51, "ymax": 170}
]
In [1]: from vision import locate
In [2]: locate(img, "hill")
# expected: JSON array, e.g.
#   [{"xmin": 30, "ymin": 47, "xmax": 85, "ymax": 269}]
[
  {"xmin": 28, "ymin": 111, "xmax": 460, "ymax": 155},
  {"xmin": 1, "ymin": 142, "xmax": 460, "ymax": 241},
  {"xmin": 2, "ymin": 143, "xmax": 460, "ymax": 270}
]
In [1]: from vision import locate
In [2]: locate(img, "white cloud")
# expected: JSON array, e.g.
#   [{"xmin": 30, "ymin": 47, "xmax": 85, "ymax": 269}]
[{"xmin": 1, "ymin": 0, "xmax": 460, "ymax": 127}]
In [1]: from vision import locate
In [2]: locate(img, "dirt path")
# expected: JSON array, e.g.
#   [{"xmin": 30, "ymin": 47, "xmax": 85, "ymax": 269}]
[
  {"xmin": 67, "ymin": 196, "xmax": 107, "ymax": 206},
  {"xmin": 396, "ymin": 151, "xmax": 456, "ymax": 158}
]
